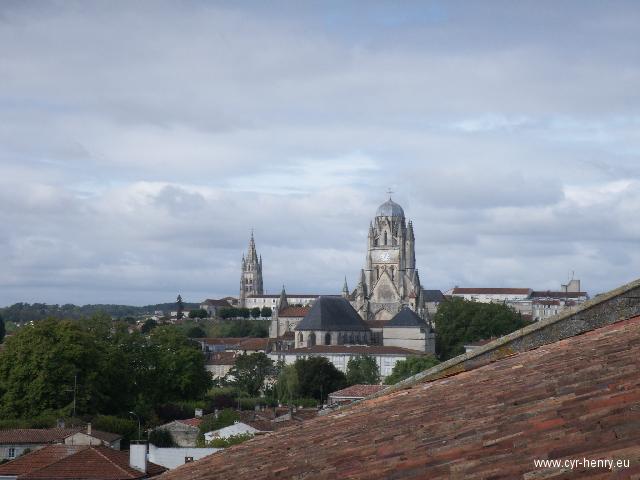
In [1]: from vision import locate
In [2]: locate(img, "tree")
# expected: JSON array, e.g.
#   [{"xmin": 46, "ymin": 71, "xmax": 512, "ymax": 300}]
[
  {"xmin": 250, "ymin": 307, "xmax": 261, "ymax": 319},
  {"xmin": 226, "ymin": 353, "xmax": 274, "ymax": 397},
  {"xmin": 346, "ymin": 355, "xmax": 380, "ymax": 385},
  {"xmin": 188, "ymin": 309, "xmax": 209, "ymax": 319},
  {"xmin": 148, "ymin": 429, "xmax": 176, "ymax": 447},
  {"xmin": 147, "ymin": 326, "xmax": 212, "ymax": 404},
  {"xmin": 0, "ymin": 313, "xmax": 5, "ymax": 343},
  {"xmin": 0, "ymin": 319, "xmax": 109, "ymax": 418},
  {"xmin": 384, "ymin": 356, "xmax": 440, "ymax": 385},
  {"xmin": 295, "ymin": 357, "xmax": 346, "ymax": 403},
  {"xmin": 434, "ymin": 298, "xmax": 530, "ymax": 360},
  {"xmin": 186, "ymin": 326, "xmax": 207, "ymax": 338},
  {"xmin": 219, "ymin": 307, "xmax": 238, "ymax": 319},
  {"xmin": 238, "ymin": 308, "xmax": 251, "ymax": 319},
  {"xmin": 140, "ymin": 319, "xmax": 158, "ymax": 334},
  {"xmin": 260, "ymin": 307, "xmax": 272, "ymax": 318},
  {"xmin": 275, "ymin": 364, "xmax": 299, "ymax": 406},
  {"xmin": 176, "ymin": 295, "xmax": 184, "ymax": 319}
]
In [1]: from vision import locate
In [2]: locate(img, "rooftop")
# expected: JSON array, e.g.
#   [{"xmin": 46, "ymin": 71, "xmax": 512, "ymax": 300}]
[
  {"xmin": 0, "ymin": 427, "xmax": 121, "ymax": 445},
  {"xmin": 0, "ymin": 444, "xmax": 165, "ymax": 479},
  {"xmin": 277, "ymin": 306, "xmax": 310, "ymax": 317},
  {"xmin": 385, "ymin": 307, "xmax": 427, "ymax": 328},
  {"xmin": 328, "ymin": 384, "xmax": 386, "ymax": 399},
  {"xmin": 295, "ymin": 296, "xmax": 370, "ymax": 332},
  {"xmin": 451, "ymin": 287, "xmax": 532, "ymax": 295}
]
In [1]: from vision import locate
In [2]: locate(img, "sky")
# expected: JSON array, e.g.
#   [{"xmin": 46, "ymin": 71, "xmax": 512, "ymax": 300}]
[{"xmin": 1, "ymin": 0, "xmax": 639, "ymax": 306}]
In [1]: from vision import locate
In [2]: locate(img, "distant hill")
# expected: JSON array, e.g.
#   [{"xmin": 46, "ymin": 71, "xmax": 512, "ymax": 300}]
[{"xmin": 0, "ymin": 302, "xmax": 201, "ymax": 324}]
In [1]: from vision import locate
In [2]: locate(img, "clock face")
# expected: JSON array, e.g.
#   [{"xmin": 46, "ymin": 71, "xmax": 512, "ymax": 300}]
[{"xmin": 374, "ymin": 250, "xmax": 396, "ymax": 263}]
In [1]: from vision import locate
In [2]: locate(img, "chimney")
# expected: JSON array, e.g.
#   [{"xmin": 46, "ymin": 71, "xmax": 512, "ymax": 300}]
[
  {"xmin": 86, "ymin": 422, "xmax": 92, "ymax": 436},
  {"xmin": 129, "ymin": 442, "xmax": 147, "ymax": 473},
  {"xmin": 195, "ymin": 408, "xmax": 203, "ymax": 418}
]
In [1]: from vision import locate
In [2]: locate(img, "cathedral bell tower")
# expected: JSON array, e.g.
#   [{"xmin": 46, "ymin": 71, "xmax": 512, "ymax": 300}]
[
  {"xmin": 351, "ymin": 196, "xmax": 424, "ymax": 321},
  {"xmin": 239, "ymin": 230, "xmax": 263, "ymax": 308}
]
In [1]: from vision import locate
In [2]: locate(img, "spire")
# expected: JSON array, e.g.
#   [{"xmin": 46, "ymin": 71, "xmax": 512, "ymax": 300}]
[
  {"xmin": 342, "ymin": 277, "xmax": 349, "ymax": 298},
  {"xmin": 247, "ymin": 229, "xmax": 258, "ymax": 262},
  {"xmin": 278, "ymin": 285, "xmax": 289, "ymax": 311}
]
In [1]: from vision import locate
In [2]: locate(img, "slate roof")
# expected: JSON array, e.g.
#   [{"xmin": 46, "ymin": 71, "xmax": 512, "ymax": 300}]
[
  {"xmin": 295, "ymin": 296, "xmax": 370, "ymax": 332},
  {"xmin": 0, "ymin": 444, "xmax": 165, "ymax": 479},
  {"xmin": 0, "ymin": 427, "xmax": 121, "ymax": 445},
  {"xmin": 201, "ymin": 298, "xmax": 231, "ymax": 307},
  {"xmin": 451, "ymin": 287, "xmax": 532, "ymax": 295},
  {"xmin": 422, "ymin": 289, "xmax": 445, "ymax": 303},
  {"xmin": 530, "ymin": 290, "xmax": 589, "ymax": 299},
  {"xmin": 385, "ymin": 307, "xmax": 427, "ymax": 328},
  {"xmin": 161, "ymin": 314, "xmax": 640, "ymax": 480}
]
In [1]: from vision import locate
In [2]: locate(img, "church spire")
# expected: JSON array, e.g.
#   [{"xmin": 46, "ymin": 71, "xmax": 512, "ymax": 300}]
[
  {"xmin": 342, "ymin": 277, "xmax": 349, "ymax": 298},
  {"xmin": 239, "ymin": 229, "xmax": 264, "ymax": 307},
  {"xmin": 278, "ymin": 285, "xmax": 289, "ymax": 311}
]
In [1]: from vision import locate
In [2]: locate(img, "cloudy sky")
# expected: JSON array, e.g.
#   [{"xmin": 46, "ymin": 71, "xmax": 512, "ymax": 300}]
[{"xmin": 1, "ymin": 0, "xmax": 639, "ymax": 306}]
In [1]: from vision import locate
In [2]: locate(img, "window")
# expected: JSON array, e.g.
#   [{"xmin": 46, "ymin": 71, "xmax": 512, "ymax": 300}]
[
  {"xmin": 325, "ymin": 333, "xmax": 331, "ymax": 345},
  {"xmin": 384, "ymin": 231, "xmax": 387, "ymax": 245},
  {"xmin": 308, "ymin": 332, "xmax": 316, "ymax": 347},
  {"xmin": 8, "ymin": 447, "xmax": 16, "ymax": 458}
]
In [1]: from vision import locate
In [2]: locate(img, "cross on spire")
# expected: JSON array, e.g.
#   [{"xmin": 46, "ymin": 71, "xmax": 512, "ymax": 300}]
[{"xmin": 386, "ymin": 188, "xmax": 394, "ymax": 199}]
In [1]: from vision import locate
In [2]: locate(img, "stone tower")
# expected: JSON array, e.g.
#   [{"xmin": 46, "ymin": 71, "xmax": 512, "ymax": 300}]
[
  {"xmin": 351, "ymin": 197, "xmax": 425, "ymax": 320},
  {"xmin": 239, "ymin": 231, "xmax": 263, "ymax": 308}
]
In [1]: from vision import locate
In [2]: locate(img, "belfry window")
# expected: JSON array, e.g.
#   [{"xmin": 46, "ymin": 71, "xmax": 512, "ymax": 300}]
[{"xmin": 384, "ymin": 231, "xmax": 387, "ymax": 245}]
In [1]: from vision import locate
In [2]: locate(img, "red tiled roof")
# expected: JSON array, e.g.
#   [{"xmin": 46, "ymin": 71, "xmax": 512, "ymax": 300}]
[
  {"xmin": 246, "ymin": 294, "xmax": 322, "ymax": 299},
  {"xmin": 282, "ymin": 345, "xmax": 426, "ymax": 356},
  {"xmin": 328, "ymin": 384, "xmax": 386, "ymax": 398},
  {"xmin": 205, "ymin": 351, "xmax": 236, "ymax": 366},
  {"xmin": 161, "ymin": 315, "xmax": 640, "ymax": 480},
  {"xmin": 0, "ymin": 427, "xmax": 121, "ymax": 445},
  {"xmin": 0, "ymin": 445, "xmax": 165, "ymax": 479},
  {"xmin": 277, "ymin": 306, "xmax": 310, "ymax": 317},
  {"xmin": 237, "ymin": 338, "xmax": 269, "ymax": 351},
  {"xmin": 452, "ymin": 287, "xmax": 531, "ymax": 295},
  {"xmin": 175, "ymin": 418, "xmax": 202, "ymax": 428}
]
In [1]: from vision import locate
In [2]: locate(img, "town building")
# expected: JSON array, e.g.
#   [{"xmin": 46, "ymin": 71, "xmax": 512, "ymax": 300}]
[
  {"xmin": 154, "ymin": 418, "xmax": 202, "ymax": 448},
  {"xmin": 0, "ymin": 444, "xmax": 165, "ymax": 479},
  {"xmin": 327, "ymin": 384, "xmax": 386, "ymax": 406},
  {"xmin": 199, "ymin": 298, "xmax": 231, "ymax": 317},
  {"xmin": 0, "ymin": 426, "xmax": 121, "ymax": 461}
]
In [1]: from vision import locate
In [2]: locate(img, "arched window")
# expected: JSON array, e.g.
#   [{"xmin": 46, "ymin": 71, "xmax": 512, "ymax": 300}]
[
  {"xmin": 308, "ymin": 332, "xmax": 316, "ymax": 347},
  {"xmin": 374, "ymin": 238, "xmax": 378, "ymax": 246},
  {"xmin": 325, "ymin": 332, "xmax": 331, "ymax": 345},
  {"xmin": 384, "ymin": 231, "xmax": 387, "ymax": 245},
  {"xmin": 298, "ymin": 332, "xmax": 303, "ymax": 345}
]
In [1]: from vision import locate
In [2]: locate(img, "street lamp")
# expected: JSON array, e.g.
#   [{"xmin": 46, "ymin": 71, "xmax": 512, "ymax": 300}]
[{"xmin": 128, "ymin": 411, "xmax": 141, "ymax": 440}]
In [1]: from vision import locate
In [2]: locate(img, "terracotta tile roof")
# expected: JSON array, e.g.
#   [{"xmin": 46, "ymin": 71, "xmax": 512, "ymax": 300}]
[
  {"xmin": 0, "ymin": 444, "xmax": 165, "ymax": 479},
  {"xmin": 328, "ymin": 384, "xmax": 386, "ymax": 399},
  {"xmin": 451, "ymin": 287, "xmax": 532, "ymax": 295},
  {"xmin": 237, "ymin": 338, "xmax": 269, "ymax": 351},
  {"xmin": 277, "ymin": 306, "xmax": 310, "ymax": 317},
  {"xmin": 205, "ymin": 351, "xmax": 236, "ymax": 366},
  {"xmin": 161, "ymin": 315, "xmax": 640, "ymax": 480},
  {"xmin": 175, "ymin": 418, "xmax": 202, "ymax": 428},
  {"xmin": 0, "ymin": 427, "xmax": 121, "ymax": 445},
  {"xmin": 281, "ymin": 345, "xmax": 426, "ymax": 356}
]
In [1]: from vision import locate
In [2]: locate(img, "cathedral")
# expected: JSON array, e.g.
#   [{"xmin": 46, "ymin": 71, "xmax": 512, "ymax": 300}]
[
  {"xmin": 348, "ymin": 196, "xmax": 427, "ymax": 321},
  {"xmin": 239, "ymin": 196, "xmax": 435, "ymax": 354}
]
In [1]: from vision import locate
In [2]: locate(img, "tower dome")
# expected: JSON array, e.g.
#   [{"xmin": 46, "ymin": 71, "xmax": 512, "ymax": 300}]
[{"xmin": 376, "ymin": 198, "xmax": 405, "ymax": 218}]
